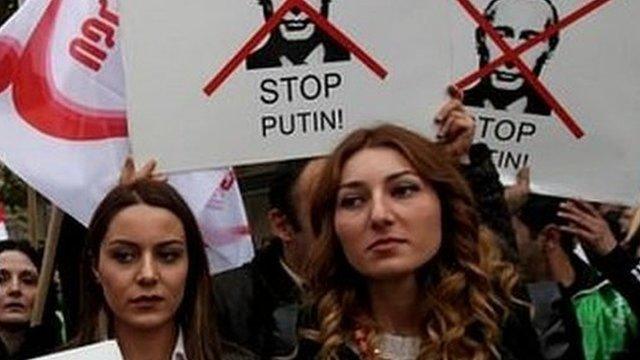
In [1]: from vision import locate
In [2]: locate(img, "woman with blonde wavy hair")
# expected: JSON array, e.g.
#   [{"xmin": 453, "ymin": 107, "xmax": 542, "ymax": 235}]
[{"xmin": 296, "ymin": 103, "xmax": 540, "ymax": 359}]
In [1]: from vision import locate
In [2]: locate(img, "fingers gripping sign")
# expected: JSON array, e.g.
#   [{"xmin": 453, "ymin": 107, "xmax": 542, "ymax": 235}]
[
  {"xmin": 434, "ymin": 86, "xmax": 476, "ymax": 162},
  {"xmin": 557, "ymin": 200, "xmax": 617, "ymax": 256}
]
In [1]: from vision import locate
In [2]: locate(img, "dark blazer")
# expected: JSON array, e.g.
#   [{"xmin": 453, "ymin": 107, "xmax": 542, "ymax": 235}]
[
  {"xmin": 213, "ymin": 241, "xmax": 302, "ymax": 359},
  {"xmin": 0, "ymin": 323, "xmax": 61, "ymax": 360}
]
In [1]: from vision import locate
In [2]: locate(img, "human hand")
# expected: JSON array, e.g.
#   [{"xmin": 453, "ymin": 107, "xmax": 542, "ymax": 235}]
[
  {"xmin": 119, "ymin": 156, "xmax": 167, "ymax": 186},
  {"xmin": 434, "ymin": 86, "xmax": 475, "ymax": 162},
  {"xmin": 504, "ymin": 167, "xmax": 530, "ymax": 214},
  {"xmin": 557, "ymin": 199, "xmax": 617, "ymax": 256}
]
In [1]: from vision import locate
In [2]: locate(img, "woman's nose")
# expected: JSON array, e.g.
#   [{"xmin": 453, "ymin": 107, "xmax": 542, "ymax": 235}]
[{"xmin": 136, "ymin": 253, "xmax": 159, "ymax": 286}]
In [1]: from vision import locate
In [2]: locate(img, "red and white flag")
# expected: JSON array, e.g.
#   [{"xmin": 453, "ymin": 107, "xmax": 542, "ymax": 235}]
[
  {"xmin": 0, "ymin": 202, "xmax": 7, "ymax": 241},
  {"xmin": 0, "ymin": 0, "xmax": 253, "ymax": 272}
]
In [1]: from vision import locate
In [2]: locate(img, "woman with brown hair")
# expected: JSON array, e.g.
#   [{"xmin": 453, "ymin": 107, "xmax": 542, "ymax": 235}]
[
  {"xmin": 0, "ymin": 240, "xmax": 61, "ymax": 359},
  {"xmin": 297, "ymin": 108, "xmax": 540, "ymax": 359},
  {"xmin": 71, "ymin": 179, "xmax": 253, "ymax": 360}
]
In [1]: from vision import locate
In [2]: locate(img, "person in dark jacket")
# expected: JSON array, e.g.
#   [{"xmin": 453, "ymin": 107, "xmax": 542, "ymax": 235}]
[
  {"xmin": 297, "ymin": 100, "xmax": 542, "ymax": 359},
  {"xmin": 516, "ymin": 195, "xmax": 586, "ymax": 360},
  {"xmin": 438, "ymin": 86, "xmax": 518, "ymax": 260},
  {"xmin": 461, "ymin": 142, "xmax": 518, "ymax": 259},
  {"xmin": 546, "ymin": 200, "xmax": 640, "ymax": 359},
  {"xmin": 557, "ymin": 199, "xmax": 640, "ymax": 318},
  {"xmin": 0, "ymin": 240, "xmax": 61, "ymax": 360},
  {"xmin": 213, "ymin": 158, "xmax": 325, "ymax": 358}
]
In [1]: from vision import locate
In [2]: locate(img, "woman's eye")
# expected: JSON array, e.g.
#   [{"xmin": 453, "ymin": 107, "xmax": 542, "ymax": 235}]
[
  {"xmin": 21, "ymin": 274, "xmax": 38, "ymax": 286},
  {"xmin": 338, "ymin": 195, "xmax": 364, "ymax": 209},
  {"xmin": 112, "ymin": 250, "xmax": 136, "ymax": 264},
  {"xmin": 158, "ymin": 250, "xmax": 183, "ymax": 264},
  {"xmin": 392, "ymin": 184, "xmax": 420, "ymax": 198}
]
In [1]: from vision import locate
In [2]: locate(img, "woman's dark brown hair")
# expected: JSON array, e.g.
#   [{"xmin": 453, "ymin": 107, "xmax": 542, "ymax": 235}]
[
  {"xmin": 73, "ymin": 179, "xmax": 221, "ymax": 360},
  {"xmin": 306, "ymin": 124, "xmax": 519, "ymax": 359}
]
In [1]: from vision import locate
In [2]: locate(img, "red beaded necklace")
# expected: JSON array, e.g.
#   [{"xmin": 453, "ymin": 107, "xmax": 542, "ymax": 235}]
[{"xmin": 354, "ymin": 326, "xmax": 379, "ymax": 360}]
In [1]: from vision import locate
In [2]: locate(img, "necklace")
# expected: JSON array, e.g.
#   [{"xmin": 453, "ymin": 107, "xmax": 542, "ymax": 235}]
[
  {"xmin": 354, "ymin": 326, "xmax": 422, "ymax": 360},
  {"xmin": 354, "ymin": 326, "xmax": 380, "ymax": 360}
]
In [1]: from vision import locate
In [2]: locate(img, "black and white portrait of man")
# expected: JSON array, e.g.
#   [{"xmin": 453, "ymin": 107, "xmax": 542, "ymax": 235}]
[
  {"xmin": 246, "ymin": 0, "xmax": 351, "ymax": 70},
  {"xmin": 463, "ymin": 0, "xmax": 560, "ymax": 115}
]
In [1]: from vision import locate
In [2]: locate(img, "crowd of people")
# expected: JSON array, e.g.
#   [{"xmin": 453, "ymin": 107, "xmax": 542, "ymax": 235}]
[{"xmin": 0, "ymin": 92, "xmax": 638, "ymax": 360}]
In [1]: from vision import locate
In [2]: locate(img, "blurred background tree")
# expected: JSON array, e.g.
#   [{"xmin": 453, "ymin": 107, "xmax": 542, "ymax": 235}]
[
  {"xmin": 0, "ymin": 165, "xmax": 28, "ymax": 239},
  {"xmin": 0, "ymin": 0, "xmax": 18, "ymax": 25}
]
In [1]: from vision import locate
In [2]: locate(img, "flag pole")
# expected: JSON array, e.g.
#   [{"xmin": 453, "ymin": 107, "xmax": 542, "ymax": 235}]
[
  {"xmin": 30, "ymin": 206, "xmax": 63, "ymax": 326},
  {"xmin": 27, "ymin": 187, "xmax": 38, "ymax": 247}
]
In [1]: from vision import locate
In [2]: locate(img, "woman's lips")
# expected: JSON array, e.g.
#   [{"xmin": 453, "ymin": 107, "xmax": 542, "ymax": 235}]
[
  {"xmin": 4, "ymin": 302, "xmax": 26, "ymax": 311},
  {"xmin": 129, "ymin": 295, "xmax": 164, "ymax": 308},
  {"xmin": 367, "ymin": 237, "xmax": 407, "ymax": 252}
]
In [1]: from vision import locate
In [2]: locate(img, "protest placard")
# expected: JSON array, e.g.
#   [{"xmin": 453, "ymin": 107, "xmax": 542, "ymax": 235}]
[
  {"xmin": 120, "ymin": 0, "xmax": 451, "ymax": 171},
  {"xmin": 451, "ymin": 0, "xmax": 640, "ymax": 204},
  {"xmin": 31, "ymin": 340, "xmax": 122, "ymax": 360}
]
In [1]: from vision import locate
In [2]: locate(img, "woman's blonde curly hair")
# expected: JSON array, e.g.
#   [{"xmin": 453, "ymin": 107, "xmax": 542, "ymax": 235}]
[{"xmin": 304, "ymin": 124, "xmax": 521, "ymax": 359}]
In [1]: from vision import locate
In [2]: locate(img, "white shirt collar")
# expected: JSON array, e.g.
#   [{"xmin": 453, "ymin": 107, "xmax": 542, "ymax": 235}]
[
  {"xmin": 280, "ymin": 258, "xmax": 305, "ymax": 290},
  {"xmin": 171, "ymin": 329, "xmax": 187, "ymax": 360}
]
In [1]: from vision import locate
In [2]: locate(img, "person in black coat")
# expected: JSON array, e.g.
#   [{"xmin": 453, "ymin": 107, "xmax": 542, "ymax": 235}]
[
  {"xmin": 213, "ymin": 158, "xmax": 325, "ymax": 358},
  {"xmin": 0, "ymin": 240, "xmax": 61, "ymax": 360}
]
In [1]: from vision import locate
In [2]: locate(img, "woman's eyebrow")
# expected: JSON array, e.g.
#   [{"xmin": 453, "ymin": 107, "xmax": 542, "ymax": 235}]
[
  {"xmin": 385, "ymin": 170, "xmax": 416, "ymax": 182},
  {"xmin": 339, "ymin": 170, "xmax": 416, "ymax": 188},
  {"xmin": 155, "ymin": 240, "xmax": 186, "ymax": 248},
  {"xmin": 338, "ymin": 181, "xmax": 365, "ymax": 189},
  {"xmin": 104, "ymin": 239, "xmax": 137, "ymax": 247},
  {"xmin": 19, "ymin": 269, "xmax": 38, "ymax": 277}
]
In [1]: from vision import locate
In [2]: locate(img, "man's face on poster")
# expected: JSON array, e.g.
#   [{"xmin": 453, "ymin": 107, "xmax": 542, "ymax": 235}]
[
  {"xmin": 266, "ymin": 0, "xmax": 325, "ymax": 41},
  {"xmin": 482, "ymin": 0, "xmax": 555, "ymax": 91}
]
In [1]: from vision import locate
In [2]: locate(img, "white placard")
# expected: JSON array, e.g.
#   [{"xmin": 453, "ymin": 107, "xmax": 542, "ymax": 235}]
[
  {"xmin": 31, "ymin": 341, "xmax": 122, "ymax": 360},
  {"xmin": 121, "ymin": 0, "xmax": 451, "ymax": 171},
  {"xmin": 451, "ymin": 0, "xmax": 640, "ymax": 204}
]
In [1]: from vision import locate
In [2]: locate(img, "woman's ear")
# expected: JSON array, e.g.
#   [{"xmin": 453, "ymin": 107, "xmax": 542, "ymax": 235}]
[
  {"xmin": 268, "ymin": 208, "xmax": 296, "ymax": 244},
  {"xmin": 91, "ymin": 255, "xmax": 101, "ymax": 284},
  {"xmin": 93, "ymin": 268, "xmax": 101, "ymax": 284}
]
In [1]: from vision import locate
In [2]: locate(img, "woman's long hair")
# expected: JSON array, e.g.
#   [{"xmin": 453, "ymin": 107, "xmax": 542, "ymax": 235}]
[
  {"xmin": 306, "ymin": 124, "xmax": 519, "ymax": 359},
  {"xmin": 623, "ymin": 206, "xmax": 640, "ymax": 256},
  {"xmin": 72, "ymin": 179, "xmax": 221, "ymax": 360}
]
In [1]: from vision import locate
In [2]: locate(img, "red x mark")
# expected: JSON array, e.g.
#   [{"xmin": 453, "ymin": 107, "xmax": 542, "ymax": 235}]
[
  {"xmin": 203, "ymin": 0, "xmax": 387, "ymax": 97},
  {"xmin": 455, "ymin": 0, "xmax": 614, "ymax": 139}
]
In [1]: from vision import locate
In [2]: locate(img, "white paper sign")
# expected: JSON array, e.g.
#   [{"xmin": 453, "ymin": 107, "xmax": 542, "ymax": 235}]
[
  {"xmin": 31, "ymin": 341, "xmax": 122, "ymax": 360},
  {"xmin": 121, "ymin": 0, "xmax": 451, "ymax": 171},
  {"xmin": 451, "ymin": 0, "xmax": 640, "ymax": 204}
]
